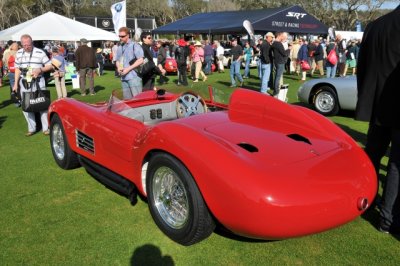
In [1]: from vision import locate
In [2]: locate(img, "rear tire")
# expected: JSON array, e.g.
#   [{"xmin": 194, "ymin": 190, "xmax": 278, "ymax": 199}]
[
  {"xmin": 313, "ymin": 86, "xmax": 339, "ymax": 116},
  {"xmin": 146, "ymin": 153, "xmax": 215, "ymax": 245},
  {"xmin": 50, "ymin": 114, "xmax": 80, "ymax": 169}
]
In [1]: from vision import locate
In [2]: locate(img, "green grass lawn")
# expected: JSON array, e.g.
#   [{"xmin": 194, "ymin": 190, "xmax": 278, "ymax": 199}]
[{"xmin": 1, "ymin": 70, "xmax": 399, "ymax": 265}]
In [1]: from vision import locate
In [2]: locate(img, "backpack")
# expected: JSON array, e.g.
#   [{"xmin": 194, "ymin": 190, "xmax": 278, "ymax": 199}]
[{"xmin": 176, "ymin": 47, "xmax": 187, "ymax": 64}]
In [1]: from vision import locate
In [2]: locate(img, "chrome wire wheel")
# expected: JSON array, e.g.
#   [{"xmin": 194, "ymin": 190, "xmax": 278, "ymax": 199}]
[
  {"xmin": 315, "ymin": 91, "xmax": 335, "ymax": 113},
  {"xmin": 51, "ymin": 123, "xmax": 65, "ymax": 161},
  {"xmin": 152, "ymin": 166, "xmax": 189, "ymax": 229}
]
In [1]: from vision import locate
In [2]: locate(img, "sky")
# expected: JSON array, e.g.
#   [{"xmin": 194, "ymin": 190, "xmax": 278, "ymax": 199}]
[{"xmin": 380, "ymin": 1, "xmax": 399, "ymax": 9}]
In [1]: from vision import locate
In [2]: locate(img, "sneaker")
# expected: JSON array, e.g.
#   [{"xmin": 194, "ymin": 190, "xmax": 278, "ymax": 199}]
[
  {"xmin": 193, "ymin": 79, "xmax": 199, "ymax": 83},
  {"xmin": 43, "ymin": 130, "xmax": 50, "ymax": 136},
  {"xmin": 203, "ymin": 76, "xmax": 208, "ymax": 82},
  {"xmin": 230, "ymin": 84, "xmax": 236, "ymax": 88},
  {"xmin": 25, "ymin": 131, "xmax": 35, "ymax": 137},
  {"xmin": 90, "ymin": 92, "xmax": 96, "ymax": 96}
]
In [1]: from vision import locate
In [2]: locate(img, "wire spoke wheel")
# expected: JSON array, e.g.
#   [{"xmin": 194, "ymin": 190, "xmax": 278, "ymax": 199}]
[
  {"xmin": 152, "ymin": 166, "xmax": 189, "ymax": 229},
  {"xmin": 147, "ymin": 153, "xmax": 215, "ymax": 245},
  {"xmin": 51, "ymin": 123, "xmax": 65, "ymax": 161}
]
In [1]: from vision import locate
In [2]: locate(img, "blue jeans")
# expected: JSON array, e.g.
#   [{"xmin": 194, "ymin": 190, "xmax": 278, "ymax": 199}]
[
  {"xmin": 326, "ymin": 61, "xmax": 337, "ymax": 78},
  {"xmin": 244, "ymin": 57, "xmax": 251, "ymax": 77},
  {"xmin": 273, "ymin": 63, "xmax": 285, "ymax": 95},
  {"xmin": 121, "ymin": 77, "xmax": 142, "ymax": 99},
  {"xmin": 257, "ymin": 60, "xmax": 262, "ymax": 78},
  {"xmin": 230, "ymin": 60, "xmax": 243, "ymax": 86},
  {"xmin": 260, "ymin": 63, "xmax": 271, "ymax": 93},
  {"xmin": 204, "ymin": 55, "xmax": 212, "ymax": 74}
]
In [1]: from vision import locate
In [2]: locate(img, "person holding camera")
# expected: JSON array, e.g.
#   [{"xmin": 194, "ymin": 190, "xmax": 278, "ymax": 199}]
[
  {"xmin": 115, "ymin": 27, "xmax": 144, "ymax": 99},
  {"xmin": 12, "ymin": 34, "xmax": 53, "ymax": 136}
]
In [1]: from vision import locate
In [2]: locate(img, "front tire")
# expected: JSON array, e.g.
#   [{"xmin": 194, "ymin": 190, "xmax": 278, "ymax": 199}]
[
  {"xmin": 313, "ymin": 86, "xmax": 339, "ymax": 116},
  {"xmin": 50, "ymin": 114, "xmax": 80, "ymax": 169},
  {"xmin": 146, "ymin": 153, "xmax": 215, "ymax": 245}
]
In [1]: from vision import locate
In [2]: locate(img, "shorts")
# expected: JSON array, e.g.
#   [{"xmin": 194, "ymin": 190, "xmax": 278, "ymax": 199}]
[{"xmin": 346, "ymin": 59, "xmax": 356, "ymax": 68}]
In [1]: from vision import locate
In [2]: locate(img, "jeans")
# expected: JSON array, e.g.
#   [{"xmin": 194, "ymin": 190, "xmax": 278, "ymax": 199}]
[
  {"xmin": 178, "ymin": 64, "xmax": 188, "ymax": 86},
  {"xmin": 326, "ymin": 61, "xmax": 337, "ymax": 78},
  {"xmin": 257, "ymin": 60, "xmax": 262, "ymax": 78},
  {"xmin": 121, "ymin": 76, "xmax": 142, "ymax": 99},
  {"xmin": 260, "ymin": 63, "xmax": 271, "ymax": 93},
  {"xmin": 204, "ymin": 55, "xmax": 212, "ymax": 74},
  {"xmin": 273, "ymin": 63, "xmax": 285, "ymax": 95},
  {"xmin": 244, "ymin": 57, "xmax": 251, "ymax": 77},
  {"xmin": 230, "ymin": 60, "xmax": 243, "ymax": 86}
]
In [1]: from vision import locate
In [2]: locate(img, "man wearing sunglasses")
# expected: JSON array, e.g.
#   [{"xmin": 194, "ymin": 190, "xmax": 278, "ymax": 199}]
[{"xmin": 115, "ymin": 27, "xmax": 144, "ymax": 99}]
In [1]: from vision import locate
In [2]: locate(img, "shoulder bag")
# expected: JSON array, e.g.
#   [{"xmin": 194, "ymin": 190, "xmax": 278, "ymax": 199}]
[
  {"xmin": 22, "ymin": 78, "xmax": 51, "ymax": 113},
  {"xmin": 327, "ymin": 45, "xmax": 338, "ymax": 65}
]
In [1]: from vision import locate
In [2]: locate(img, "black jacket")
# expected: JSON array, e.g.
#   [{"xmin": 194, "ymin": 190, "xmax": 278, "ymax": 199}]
[
  {"xmin": 259, "ymin": 40, "xmax": 272, "ymax": 64},
  {"xmin": 272, "ymin": 41, "xmax": 289, "ymax": 65},
  {"xmin": 314, "ymin": 44, "xmax": 324, "ymax": 61},
  {"xmin": 355, "ymin": 5, "xmax": 400, "ymax": 128}
]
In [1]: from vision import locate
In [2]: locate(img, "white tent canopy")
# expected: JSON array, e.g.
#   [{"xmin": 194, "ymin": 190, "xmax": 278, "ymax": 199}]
[{"xmin": 0, "ymin": 12, "xmax": 118, "ymax": 41}]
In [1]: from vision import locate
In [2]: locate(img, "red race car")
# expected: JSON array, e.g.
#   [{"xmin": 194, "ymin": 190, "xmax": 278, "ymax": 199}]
[
  {"xmin": 48, "ymin": 88, "xmax": 376, "ymax": 245},
  {"xmin": 164, "ymin": 56, "xmax": 178, "ymax": 73}
]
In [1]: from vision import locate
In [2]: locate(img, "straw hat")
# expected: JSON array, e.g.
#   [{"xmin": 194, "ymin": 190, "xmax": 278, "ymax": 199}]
[
  {"xmin": 96, "ymin": 48, "xmax": 103, "ymax": 53},
  {"xmin": 194, "ymin": 41, "xmax": 202, "ymax": 46},
  {"xmin": 51, "ymin": 58, "xmax": 62, "ymax": 70}
]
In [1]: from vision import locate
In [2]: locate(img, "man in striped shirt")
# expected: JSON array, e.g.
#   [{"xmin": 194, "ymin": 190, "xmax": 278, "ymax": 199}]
[{"xmin": 12, "ymin": 34, "xmax": 53, "ymax": 137}]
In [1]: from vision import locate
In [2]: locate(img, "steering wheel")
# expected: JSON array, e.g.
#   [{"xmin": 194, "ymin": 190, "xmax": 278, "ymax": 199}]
[{"xmin": 176, "ymin": 92, "xmax": 207, "ymax": 118}]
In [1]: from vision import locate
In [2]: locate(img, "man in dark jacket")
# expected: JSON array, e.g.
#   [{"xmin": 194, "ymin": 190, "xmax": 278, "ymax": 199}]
[
  {"xmin": 355, "ymin": 5, "xmax": 400, "ymax": 234},
  {"xmin": 175, "ymin": 39, "xmax": 189, "ymax": 86},
  {"xmin": 140, "ymin": 32, "xmax": 160, "ymax": 91},
  {"xmin": 75, "ymin": 38, "xmax": 97, "ymax": 96},
  {"xmin": 271, "ymin": 32, "xmax": 290, "ymax": 96},
  {"xmin": 313, "ymin": 39, "xmax": 324, "ymax": 76}
]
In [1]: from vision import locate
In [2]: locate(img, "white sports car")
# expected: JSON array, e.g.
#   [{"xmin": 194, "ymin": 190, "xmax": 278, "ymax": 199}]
[{"xmin": 297, "ymin": 76, "xmax": 357, "ymax": 116}]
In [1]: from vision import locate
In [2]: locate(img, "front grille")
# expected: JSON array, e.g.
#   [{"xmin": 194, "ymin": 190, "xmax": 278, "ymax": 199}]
[{"xmin": 76, "ymin": 130, "xmax": 95, "ymax": 154}]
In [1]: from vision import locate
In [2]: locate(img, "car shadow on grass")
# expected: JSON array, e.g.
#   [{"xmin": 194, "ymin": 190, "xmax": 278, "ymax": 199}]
[{"xmin": 131, "ymin": 244, "xmax": 174, "ymax": 266}]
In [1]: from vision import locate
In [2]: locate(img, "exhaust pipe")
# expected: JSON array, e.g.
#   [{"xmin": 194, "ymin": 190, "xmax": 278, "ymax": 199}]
[{"xmin": 357, "ymin": 197, "xmax": 369, "ymax": 211}]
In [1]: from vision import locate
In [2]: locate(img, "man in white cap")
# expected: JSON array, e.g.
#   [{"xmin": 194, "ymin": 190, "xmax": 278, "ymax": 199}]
[{"xmin": 259, "ymin": 32, "xmax": 274, "ymax": 94}]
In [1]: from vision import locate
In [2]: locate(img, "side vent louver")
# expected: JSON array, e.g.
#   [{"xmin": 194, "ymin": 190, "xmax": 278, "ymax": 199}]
[
  {"xmin": 287, "ymin": 134, "xmax": 311, "ymax": 145},
  {"xmin": 76, "ymin": 130, "xmax": 95, "ymax": 154}
]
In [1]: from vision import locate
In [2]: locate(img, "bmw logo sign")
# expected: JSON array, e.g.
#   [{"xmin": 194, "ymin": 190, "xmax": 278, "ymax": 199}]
[
  {"xmin": 102, "ymin": 20, "xmax": 110, "ymax": 27},
  {"xmin": 115, "ymin": 3, "xmax": 122, "ymax": 12}
]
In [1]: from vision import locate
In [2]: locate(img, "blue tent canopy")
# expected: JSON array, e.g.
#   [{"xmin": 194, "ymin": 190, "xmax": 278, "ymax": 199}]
[{"xmin": 153, "ymin": 5, "xmax": 328, "ymax": 35}]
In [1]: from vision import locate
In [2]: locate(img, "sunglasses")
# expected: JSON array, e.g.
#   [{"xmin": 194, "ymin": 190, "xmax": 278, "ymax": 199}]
[{"xmin": 119, "ymin": 35, "xmax": 127, "ymax": 38}]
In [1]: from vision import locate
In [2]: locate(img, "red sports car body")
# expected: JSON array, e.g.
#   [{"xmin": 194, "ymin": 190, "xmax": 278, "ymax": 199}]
[{"xmin": 48, "ymin": 88, "xmax": 377, "ymax": 245}]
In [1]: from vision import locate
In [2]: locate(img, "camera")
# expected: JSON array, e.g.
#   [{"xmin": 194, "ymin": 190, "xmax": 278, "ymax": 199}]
[{"xmin": 20, "ymin": 67, "xmax": 29, "ymax": 77}]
